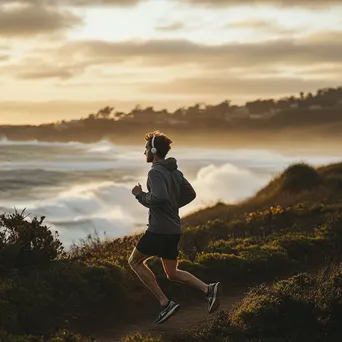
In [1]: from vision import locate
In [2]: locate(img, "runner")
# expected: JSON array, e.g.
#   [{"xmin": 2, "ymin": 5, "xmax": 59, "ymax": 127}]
[{"xmin": 129, "ymin": 130, "xmax": 221, "ymax": 324}]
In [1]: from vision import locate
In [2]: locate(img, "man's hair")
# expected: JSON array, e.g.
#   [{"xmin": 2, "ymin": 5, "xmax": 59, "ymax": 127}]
[{"xmin": 145, "ymin": 130, "xmax": 172, "ymax": 158}]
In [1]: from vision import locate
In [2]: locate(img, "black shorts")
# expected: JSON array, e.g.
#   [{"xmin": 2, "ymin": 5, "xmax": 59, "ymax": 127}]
[{"xmin": 136, "ymin": 231, "xmax": 181, "ymax": 260}]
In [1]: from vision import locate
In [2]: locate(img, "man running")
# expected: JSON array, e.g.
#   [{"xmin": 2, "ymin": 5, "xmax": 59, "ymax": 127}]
[{"xmin": 129, "ymin": 130, "xmax": 221, "ymax": 324}]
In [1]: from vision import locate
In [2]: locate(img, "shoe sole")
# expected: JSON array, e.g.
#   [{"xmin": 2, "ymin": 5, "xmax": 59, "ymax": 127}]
[
  {"xmin": 155, "ymin": 304, "xmax": 180, "ymax": 324},
  {"xmin": 209, "ymin": 282, "xmax": 222, "ymax": 314}
]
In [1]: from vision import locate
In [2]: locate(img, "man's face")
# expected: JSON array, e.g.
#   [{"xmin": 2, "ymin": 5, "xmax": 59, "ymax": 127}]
[{"xmin": 144, "ymin": 141, "xmax": 154, "ymax": 163}]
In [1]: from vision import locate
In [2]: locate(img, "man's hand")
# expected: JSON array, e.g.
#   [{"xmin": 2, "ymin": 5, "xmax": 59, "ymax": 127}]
[{"xmin": 132, "ymin": 183, "xmax": 142, "ymax": 196}]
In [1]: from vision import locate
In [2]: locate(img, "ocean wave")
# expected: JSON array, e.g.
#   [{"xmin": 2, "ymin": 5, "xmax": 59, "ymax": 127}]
[
  {"xmin": 0, "ymin": 179, "xmax": 147, "ymax": 246},
  {"xmin": 1, "ymin": 140, "xmax": 342, "ymax": 248},
  {"xmin": 0, "ymin": 137, "xmax": 83, "ymax": 147}
]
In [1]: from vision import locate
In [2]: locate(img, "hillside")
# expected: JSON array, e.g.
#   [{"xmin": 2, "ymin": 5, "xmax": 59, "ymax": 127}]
[
  {"xmin": 182, "ymin": 161, "xmax": 342, "ymax": 226},
  {"xmin": 1, "ymin": 160, "xmax": 342, "ymax": 341},
  {"xmin": 1, "ymin": 86, "xmax": 342, "ymax": 150}
]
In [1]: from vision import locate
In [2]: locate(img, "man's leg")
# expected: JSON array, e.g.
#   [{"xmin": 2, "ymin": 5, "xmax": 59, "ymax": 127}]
[
  {"xmin": 128, "ymin": 248, "xmax": 169, "ymax": 307},
  {"xmin": 162, "ymin": 258, "xmax": 221, "ymax": 313},
  {"xmin": 161, "ymin": 258, "xmax": 208, "ymax": 294}
]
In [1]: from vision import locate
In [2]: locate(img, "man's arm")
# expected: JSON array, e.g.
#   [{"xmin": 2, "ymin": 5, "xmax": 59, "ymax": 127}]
[
  {"xmin": 178, "ymin": 177, "xmax": 196, "ymax": 208},
  {"xmin": 135, "ymin": 169, "xmax": 168, "ymax": 207}
]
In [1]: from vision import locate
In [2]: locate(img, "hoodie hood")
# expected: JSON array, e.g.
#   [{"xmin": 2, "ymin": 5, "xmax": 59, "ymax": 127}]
[{"xmin": 153, "ymin": 157, "xmax": 178, "ymax": 170}]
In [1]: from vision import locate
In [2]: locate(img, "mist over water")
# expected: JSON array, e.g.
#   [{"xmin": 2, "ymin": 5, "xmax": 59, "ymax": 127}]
[{"xmin": 0, "ymin": 138, "xmax": 341, "ymax": 248}]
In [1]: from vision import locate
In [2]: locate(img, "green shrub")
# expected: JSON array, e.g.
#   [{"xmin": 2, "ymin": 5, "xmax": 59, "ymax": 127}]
[
  {"xmin": 237, "ymin": 244, "xmax": 290, "ymax": 273},
  {"xmin": 281, "ymin": 163, "xmax": 322, "ymax": 193},
  {"xmin": 314, "ymin": 265, "xmax": 342, "ymax": 333},
  {"xmin": 121, "ymin": 332, "xmax": 162, "ymax": 342},
  {"xmin": 325, "ymin": 175, "xmax": 342, "ymax": 191},
  {"xmin": 270, "ymin": 233, "xmax": 321, "ymax": 262},
  {"xmin": 177, "ymin": 259, "xmax": 207, "ymax": 277},
  {"xmin": 69, "ymin": 232, "xmax": 141, "ymax": 270},
  {"xmin": 0, "ymin": 210, "xmax": 64, "ymax": 274},
  {"xmin": 48, "ymin": 329, "xmax": 82, "ymax": 342},
  {"xmin": 181, "ymin": 220, "xmax": 229, "ymax": 259},
  {"xmin": 195, "ymin": 253, "xmax": 245, "ymax": 279},
  {"xmin": 0, "ymin": 329, "xmax": 82, "ymax": 342},
  {"xmin": 233, "ymin": 237, "xmax": 262, "ymax": 249},
  {"xmin": 204, "ymin": 239, "xmax": 236, "ymax": 254},
  {"xmin": 0, "ymin": 260, "xmax": 129, "ymax": 335}
]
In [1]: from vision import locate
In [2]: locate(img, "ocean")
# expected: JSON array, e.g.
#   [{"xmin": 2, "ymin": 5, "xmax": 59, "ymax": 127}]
[{"xmin": 1, "ymin": 138, "xmax": 341, "ymax": 249}]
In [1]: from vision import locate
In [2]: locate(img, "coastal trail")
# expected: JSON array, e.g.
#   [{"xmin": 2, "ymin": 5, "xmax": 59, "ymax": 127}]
[{"xmin": 90, "ymin": 293, "xmax": 244, "ymax": 342}]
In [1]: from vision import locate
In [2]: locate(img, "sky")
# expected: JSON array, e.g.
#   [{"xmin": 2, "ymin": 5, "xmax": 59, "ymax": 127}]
[{"xmin": 0, "ymin": 0, "xmax": 342, "ymax": 124}]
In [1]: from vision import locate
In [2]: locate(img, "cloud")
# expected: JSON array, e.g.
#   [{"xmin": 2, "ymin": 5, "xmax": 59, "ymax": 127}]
[
  {"xmin": 226, "ymin": 18, "xmax": 297, "ymax": 34},
  {"xmin": 3, "ymin": 29, "xmax": 342, "ymax": 83},
  {"xmin": 18, "ymin": 69, "xmax": 76, "ymax": 80},
  {"xmin": 0, "ymin": 55, "xmax": 9, "ymax": 61},
  {"xmin": 52, "ymin": 31, "xmax": 342, "ymax": 68},
  {"xmin": 294, "ymin": 64, "xmax": 342, "ymax": 78},
  {"xmin": 182, "ymin": 0, "xmax": 342, "ymax": 9},
  {"xmin": 156, "ymin": 21, "xmax": 187, "ymax": 31},
  {"xmin": 140, "ymin": 75, "xmax": 342, "ymax": 97},
  {"xmin": 2, "ymin": 0, "xmax": 140, "ymax": 7},
  {"xmin": 0, "ymin": 4, "xmax": 82, "ymax": 37},
  {"xmin": 61, "ymin": 0, "xmax": 140, "ymax": 6},
  {"xmin": 1, "ymin": 58, "xmax": 92, "ymax": 80},
  {"xmin": 6, "ymin": 0, "xmax": 340, "ymax": 8},
  {"xmin": 2, "ymin": 26, "xmax": 342, "ymax": 105}
]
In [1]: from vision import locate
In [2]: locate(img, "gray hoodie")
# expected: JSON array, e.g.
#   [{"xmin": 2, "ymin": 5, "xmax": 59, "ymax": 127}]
[{"xmin": 135, "ymin": 157, "xmax": 196, "ymax": 234}]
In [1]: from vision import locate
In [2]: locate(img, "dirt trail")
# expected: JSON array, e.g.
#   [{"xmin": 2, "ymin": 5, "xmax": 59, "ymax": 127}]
[{"xmin": 89, "ymin": 293, "xmax": 243, "ymax": 342}]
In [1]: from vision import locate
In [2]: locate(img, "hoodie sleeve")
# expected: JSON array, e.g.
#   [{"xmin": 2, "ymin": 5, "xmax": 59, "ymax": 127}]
[
  {"xmin": 135, "ymin": 169, "xmax": 168, "ymax": 207},
  {"xmin": 178, "ymin": 176, "xmax": 196, "ymax": 208}
]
